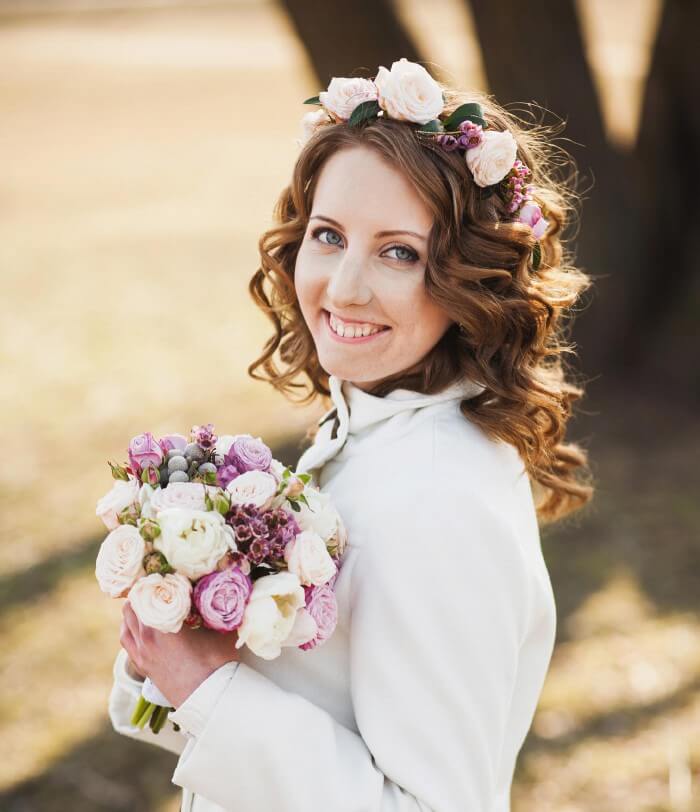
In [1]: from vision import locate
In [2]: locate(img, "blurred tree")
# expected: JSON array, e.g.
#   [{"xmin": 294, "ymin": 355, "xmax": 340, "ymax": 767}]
[{"xmin": 280, "ymin": 0, "xmax": 421, "ymax": 84}]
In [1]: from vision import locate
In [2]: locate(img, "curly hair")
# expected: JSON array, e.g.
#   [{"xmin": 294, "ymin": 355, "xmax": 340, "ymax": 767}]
[{"xmin": 248, "ymin": 86, "xmax": 595, "ymax": 526}]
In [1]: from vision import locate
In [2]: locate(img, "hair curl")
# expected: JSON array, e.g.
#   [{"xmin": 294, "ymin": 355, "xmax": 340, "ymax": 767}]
[{"xmin": 248, "ymin": 86, "xmax": 595, "ymax": 526}]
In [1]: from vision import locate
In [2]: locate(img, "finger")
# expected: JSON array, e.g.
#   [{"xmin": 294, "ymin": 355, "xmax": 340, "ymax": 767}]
[
  {"xmin": 119, "ymin": 617, "xmax": 136, "ymax": 657},
  {"xmin": 122, "ymin": 601, "xmax": 141, "ymax": 640}
]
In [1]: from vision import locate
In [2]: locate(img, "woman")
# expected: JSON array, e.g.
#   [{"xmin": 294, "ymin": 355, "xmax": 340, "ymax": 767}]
[{"xmin": 110, "ymin": 58, "xmax": 594, "ymax": 811}]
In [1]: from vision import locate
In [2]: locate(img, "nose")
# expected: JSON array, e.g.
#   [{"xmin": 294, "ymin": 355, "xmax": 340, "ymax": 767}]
[{"xmin": 325, "ymin": 250, "xmax": 372, "ymax": 308}]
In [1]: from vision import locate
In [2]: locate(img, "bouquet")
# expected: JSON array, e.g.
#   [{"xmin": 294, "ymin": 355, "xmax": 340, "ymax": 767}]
[{"xmin": 95, "ymin": 424, "xmax": 346, "ymax": 733}]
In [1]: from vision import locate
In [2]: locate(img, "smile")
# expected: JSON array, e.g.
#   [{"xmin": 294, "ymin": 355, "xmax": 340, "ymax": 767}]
[{"xmin": 324, "ymin": 310, "xmax": 391, "ymax": 343}]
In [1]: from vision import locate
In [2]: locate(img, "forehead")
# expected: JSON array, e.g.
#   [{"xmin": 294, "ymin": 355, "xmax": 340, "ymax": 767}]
[{"xmin": 311, "ymin": 146, "xmax": 433, "ymax": 233}]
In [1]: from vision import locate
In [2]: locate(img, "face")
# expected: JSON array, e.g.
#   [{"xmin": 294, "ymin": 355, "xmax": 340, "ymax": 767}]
[{"xmin": 294, "ymin": 145, "xmax": 454, "ymax": 391}]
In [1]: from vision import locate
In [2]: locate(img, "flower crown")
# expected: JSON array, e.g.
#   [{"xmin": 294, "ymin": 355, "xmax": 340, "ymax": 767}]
[{"xmin": 300, "ymin": 57, "xmax": 548, "ymax": 270}]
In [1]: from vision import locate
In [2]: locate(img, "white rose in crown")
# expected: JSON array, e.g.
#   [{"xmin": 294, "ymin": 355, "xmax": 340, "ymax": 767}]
[
  {"xmin": 295, "ymin": 488, "xmax": 340, "ymax": 540},
  {"xmin": 148, "ymin": 482, "xmax": 209, "ymax": 514},
  {"xmin": 154, "ymin": 508, "xmax": 233, "ymax": 580},
  {"xmin": 318, "ymin": 76, "xmax": 378, "ymax": 121},
  {"xmin": 374, "ymin": 57, "xmax": 444, "ymax": 125},
  {"xmin": 127, "ymin": 572, "xmax": 192, "ymax": 633},
  {"xmin": 235, "ymin": 571, "xmax": 306, "ymax": 659},
  {"xmin": 465, "ymin": 129, "xmax": 518, "ymax": 187},
  {"xmin": 95, "ymin": 524, "xmax": 146, "ymax": 597},
  {"xmin": 299, "ymin": 108, "xmax": 330, "ymax": 146},
  {"xmin": 284, "ymin": 529, "xmax": 337, "ymax": 586},
  {"xmin": 226, "ymin": 470, "xmax": 278, "ymax": 510},
  {"xmin": 95, "ymin": 477, "xmax": 140, "ymax": 530}
]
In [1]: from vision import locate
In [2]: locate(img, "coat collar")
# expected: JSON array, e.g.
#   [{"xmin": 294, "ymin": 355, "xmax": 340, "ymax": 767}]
[{"xmin": 296, "ymin": 373, "xmax": 486, "ymax": 476}]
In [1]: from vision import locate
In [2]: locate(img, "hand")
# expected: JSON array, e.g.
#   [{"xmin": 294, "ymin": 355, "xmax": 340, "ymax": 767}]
[{"xmin": 120, "ymin": 601, "xmax": 240, "ymax": 709}]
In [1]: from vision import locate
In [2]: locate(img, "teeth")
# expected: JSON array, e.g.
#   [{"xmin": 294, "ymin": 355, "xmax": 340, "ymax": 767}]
[{"xmin": 329, "ymin": 312, "xmax": 385, "ymax": 339}]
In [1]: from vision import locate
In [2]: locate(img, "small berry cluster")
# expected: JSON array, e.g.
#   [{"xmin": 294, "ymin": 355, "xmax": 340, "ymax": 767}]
[
  {"xmin": 504, "ymin": 159, "xmax": 533, "ymax": 214},
  {"xmin": 436, "ymin": 118, "xmax": 484, "ymax": 152}
]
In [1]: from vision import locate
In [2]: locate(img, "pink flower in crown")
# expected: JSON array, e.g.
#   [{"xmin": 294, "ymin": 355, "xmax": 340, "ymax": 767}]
[
  {"xmin": 128, "ymin": 432, "xmax": 164, "ymax": 474},
  {"xmin": 457, "ymin": 119, "xmax": 483, "ymax": 149},
  {"xmin": 518, "ymin": 201, "xmax": 549, "ymax": 239}
]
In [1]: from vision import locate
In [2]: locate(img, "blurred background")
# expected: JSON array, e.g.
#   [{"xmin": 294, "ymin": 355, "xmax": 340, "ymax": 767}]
[{"xmin": 1, "ymin": 0, "xmax": 698, "ymax": 809}]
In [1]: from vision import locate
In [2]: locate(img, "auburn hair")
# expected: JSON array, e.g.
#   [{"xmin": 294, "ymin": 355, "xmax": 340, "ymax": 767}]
[{"xmin": 248, "ymin": 86, "xmax": 595, "ymax": 526}]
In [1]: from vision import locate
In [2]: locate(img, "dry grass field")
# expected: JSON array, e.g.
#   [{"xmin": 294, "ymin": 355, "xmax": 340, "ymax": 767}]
[{"xmin": 2, "ymin": 2, "xmax": 698, "ymax": 810}]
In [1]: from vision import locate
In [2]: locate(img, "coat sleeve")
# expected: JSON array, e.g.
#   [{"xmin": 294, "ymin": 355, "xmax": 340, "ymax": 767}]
[
  {"xmin": 168, "ymin": 483, "xmax": 534, "ymax": 811},
  {"xmin": 107, "ymin": 647, "xmax": 187, "ymax": 757}
]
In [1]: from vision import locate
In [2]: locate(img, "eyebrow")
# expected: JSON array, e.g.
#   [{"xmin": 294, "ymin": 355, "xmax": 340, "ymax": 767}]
[{"xmin": 309, "ymin": 215, "xmax": 428, "ymax": 242}]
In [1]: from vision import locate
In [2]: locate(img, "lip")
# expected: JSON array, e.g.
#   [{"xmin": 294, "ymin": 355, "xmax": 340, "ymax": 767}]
[{"xmin": 323, "ymin": 309, "xmax": 391, "ymax": 344}]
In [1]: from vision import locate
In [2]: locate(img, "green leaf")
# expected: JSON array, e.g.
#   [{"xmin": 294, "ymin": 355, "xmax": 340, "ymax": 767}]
[
  {"xmin": 532, "ymin": 241, "xmax": 542, "ymax": 271},
  {"xmin": 289, "ymin": 500, "xmax": 301, "ymax": 512},
  {"xmin": 298, "ymin": 473, "xmax": 311, "ymax": 484},
  {"xmin": 303, "ymin": 95, "xmax": 321, "ymax": 105},
  {"xmin": 298, "ymin": 493, "xmax": 310, "ymax": 507},
  {"xmin": 417, "ymin": 119, "xmax": 442, "ymax": 133},
  {"xmin": 348, "ymin": 99, "xmax": 381, "ymax": 128},
  {"xmin": 441, "ymin": 102, "xmax": 486, "ymax": 132}
]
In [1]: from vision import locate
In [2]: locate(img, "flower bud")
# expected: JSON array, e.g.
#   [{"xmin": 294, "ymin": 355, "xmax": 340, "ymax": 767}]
[
  {"xmin": 183, "ymin": 608, "xmax": 203, "ymax": 629},
  {"xmin": 108, "ymin": 461, "xmax": 130, "ymax": 481},
  {"xmin": 138, "ymin": 517, "xmax": 161, "ymax": 543},
  {"xmin": 140, "ymin": 464, "xmax": 160, "ymax": 486},
  {"xmin": 117, "ymin": 503, "xmax": 140, "ymax": 526},
  {"xmin": 285, "ymin": 477, "xmax": 305, "ymax": 499},
  {"xmin": 143, "ymin": 550, "xmax": 172, "ymax": 575}
]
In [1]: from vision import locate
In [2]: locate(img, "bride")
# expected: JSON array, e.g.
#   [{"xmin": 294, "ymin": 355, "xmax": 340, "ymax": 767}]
[{"xmin": 109, "ymin": 58, "xmax": 594, "ymax": 812}]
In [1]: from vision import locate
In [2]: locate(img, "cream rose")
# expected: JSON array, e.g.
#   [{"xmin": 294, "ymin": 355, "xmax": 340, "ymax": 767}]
[
  {"xmin": 127, "ymin": 572, "xmax": 192, "ymax": 633},
  {"xmin": 154, "ymin": 508, "xmax": 232, "ymax": 580},
  {"xmin": 295, "ymin": 487, "xmax": 340, "ymax": 540},
  {"xmin": 465, "ymin": 129, "xmax": 518, "ymax": 187},
  {"xmin": 284, "ymin": 529, "xmax": 337, "ymax": 587},
  {"xmin": 318, "ymin": 77, "xmax": 378, "ymax": 121},
  {"xmin": 226, "ymin": 470, "xmax": 278, "ymax": 510},
  {"xmin": 214, "ymin": 434, "xmax": 237, "ymax": 457},
  {"xmin": 149, "ymin": 482, "xmax": 208, "ymax": 514},
  {"xmin": 235, "ymin": 571, "xmax": 306, "ymax": 660},
  {"xmin": 298, "ymin": 108, "xmax": 331, "ymax": 147},
  {"xmin": 95, "ymin": 524, "xmax": 146, "ymax": 597},
  {"xmin": 374, "ymin": 57, "xmax": 443, "ymax": 125},
  {"xmin": 95, "ymin": 478, "xmax": 140, "ymax": 530}
]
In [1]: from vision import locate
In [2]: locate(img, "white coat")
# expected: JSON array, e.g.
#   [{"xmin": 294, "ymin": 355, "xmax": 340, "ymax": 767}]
[{"xmin": 108, "ymin": 373, "xmax": 557, "ymax": 811}]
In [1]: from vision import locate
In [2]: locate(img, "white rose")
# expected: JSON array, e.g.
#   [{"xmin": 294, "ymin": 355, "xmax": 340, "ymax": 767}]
[
  {"xmin": 154, "ymin": 508, "xmax": 231, "ymax": 580},
  {"xmin": 298, "ymin": 108, "xmax": 331, "ymax": 147},
  {"xmin": 149, "ymin": 482, "xmax": 208, "ymax": 514},
  {"xmin": 318, "ymin": 77, "xmax": 378, "ymax": 121},
  {"xmin": 465, "ymin": 129, "xmax": 518, "ymax": 187},
  {"xmin": 226, "ymin": 470, "xmax": 278, "ymax": 510},
  {"xmin": 295, "ymin": 488, "xmax": 340, "ymax": 540},
  {"xmin": 95, "ymin": 478, "xmax": 140, "ymax": 530},
  {"xmin": 95, "ymin": 524, "xmax": 146, "ymax": 597},
  {"xmin": 284, "ymin": 529, "xmax": 337, "ymax": 587},
  {"xmin": 374, "ymin": 57, "xmax": 443, "ymax": 125},
  {"xmin": 235, "ymin": 571, "xmax": 306, "ymax": 660},
  {"xmin": 127, "ymin": 572, "xmax": 192, "ymax": 633},
  {"xmin": 214, "ymin": 434, "xmax": 237, "ymax": 457}
]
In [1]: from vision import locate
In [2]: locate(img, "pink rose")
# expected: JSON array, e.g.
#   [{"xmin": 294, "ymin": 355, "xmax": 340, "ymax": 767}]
[
  {"xmin": 299, "ymin": 583, "xmax": 338, "ymax": 650},
  {"xmin": 128, "ymin": 432, "xmax": 164, "ymax": 473},
  {"xmin": 157, "ymin": 433, "xmax": 187, "ymax": 455},
  {"xmin": 226, "ymin": 435, "xmax": 272, "ymax": 474},
  {"xmin": 193, "ymin": 566, "xmax": 253, "ymax": 632},
  {"xmin": 518, "ymin": 201, "xmax": 549, "ymax": 239}
]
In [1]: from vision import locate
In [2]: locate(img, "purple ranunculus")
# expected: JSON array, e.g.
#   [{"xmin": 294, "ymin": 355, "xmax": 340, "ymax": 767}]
[
  {"xmin": 193, "ymin": 566, "xmax": 253, "ymax": 632},
  {"xmin": 216, "ymin": 463, "xmax": 240, "ymax": 490},
  {"xmin": 300, "ymin": 583, "xmax": 338, "ymax": 651},
  {"xmin": 128, "ymin": 432, "xmax": 164, "ymax": 473},
  {"xmin": 226, "ymin": 435, "xmax": 272, "ymax": 474}
]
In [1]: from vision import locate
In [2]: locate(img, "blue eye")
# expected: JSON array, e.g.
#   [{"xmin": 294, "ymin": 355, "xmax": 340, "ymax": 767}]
[
  {"xmin": 310, "ymin": 226, "xmax": 419, "ymax": 265},
  {"xmin": 312, "ymin": 226, "xmax": 343, "ymax": 247}
]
